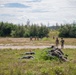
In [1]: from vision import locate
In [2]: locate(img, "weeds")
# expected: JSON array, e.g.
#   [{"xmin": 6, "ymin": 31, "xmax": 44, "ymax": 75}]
[{"xmin": 0, "ymin": 48, "xmax": 76, "ymax": 75}]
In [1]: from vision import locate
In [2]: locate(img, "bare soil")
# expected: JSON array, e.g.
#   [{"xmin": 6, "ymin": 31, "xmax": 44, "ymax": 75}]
[{"xmin": 0, "ymin": 45, "xmax": 76, "ymax": 49}]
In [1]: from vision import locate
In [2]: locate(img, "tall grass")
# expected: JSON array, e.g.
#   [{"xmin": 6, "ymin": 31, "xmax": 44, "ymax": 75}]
[{"xmin": 0, "ymin": 48, "xmax": 76, "ymax": 75}]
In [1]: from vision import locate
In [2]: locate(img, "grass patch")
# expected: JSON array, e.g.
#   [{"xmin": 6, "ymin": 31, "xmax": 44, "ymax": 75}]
[
  {"xmin": 0, "ymin": 37, "xmax": 76, "ymax": 46},
  {"xmin": 0, "ymin": 48, "xmax": 76, "ymax": 75}
]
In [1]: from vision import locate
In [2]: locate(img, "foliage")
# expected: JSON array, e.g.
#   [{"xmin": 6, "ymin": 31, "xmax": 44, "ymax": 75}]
[
  {"xmin": 34, "ymin": 49, "xmax": 59, "ymax": 61},
  {"xmin": 0, "ymin": 22, "xmax": 13, "ymax": 36},
  {"xmin": 59, "ymin": 23, "xmax": 76, "ymax": 38},
  {"xmin": 0, "ymin": 22, "xmax": 49, "ymax": 38}
]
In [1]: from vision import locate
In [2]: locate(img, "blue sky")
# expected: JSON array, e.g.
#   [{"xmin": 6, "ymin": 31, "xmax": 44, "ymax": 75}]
[{"xmin": 0, "ymin": 0, "xmax": 76, "ymax": 25}]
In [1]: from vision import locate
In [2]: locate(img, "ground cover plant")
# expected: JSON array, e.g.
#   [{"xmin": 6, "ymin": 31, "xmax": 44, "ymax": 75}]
[{"xmin": 0, "ymin": 48, "xmax": 76, "ymax": 75}]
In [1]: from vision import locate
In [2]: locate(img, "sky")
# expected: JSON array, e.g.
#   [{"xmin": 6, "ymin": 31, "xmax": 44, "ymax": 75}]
[{"xmin": 0, "ymin": 0, "xmax": 76, "ymax": 26}]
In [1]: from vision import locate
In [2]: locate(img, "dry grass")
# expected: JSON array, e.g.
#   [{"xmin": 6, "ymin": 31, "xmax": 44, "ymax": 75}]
[
  {"xmin": 0, "ymin": 37, "xmax": 52, "ymax": 46},
  {"xmin": 64, "ymin": 38, "xmax": 76, "ymax": 45},
  {"xmin": 0, "ymin": 37, "xmax": 76, "ymax": 46},
  {"xmin": 0, "ymin": 31, "xmax": 76, "ymax": 46}
]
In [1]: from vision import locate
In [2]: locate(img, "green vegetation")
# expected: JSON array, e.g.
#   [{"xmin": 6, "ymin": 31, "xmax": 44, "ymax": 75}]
[
  {"xmin": 0, "ymin": 48, "xmax": 76, "ymax": 75},
  {"xmin": 0, "ymin": 21, "xmax": 76, "ymax": 38},
  {"xmin": 59, "ymin": 23, "xmax": 76, "ymax": 38},
  {"xmin": 48, "ymin": 30, "xmax": 59, "ymax": 38},
  {"xmin": 0, "ymin": 22, "xmax": 49, "ymax": 38},
  {"xmin": 0, "ymin": 21, "xmax": 76, "ymax": 75}
]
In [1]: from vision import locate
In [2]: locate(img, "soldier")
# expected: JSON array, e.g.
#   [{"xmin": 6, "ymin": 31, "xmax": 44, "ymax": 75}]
[
  {"xmin": 61, "ymin": 38, "xmax": 65, "ymax": 49},
  {"xmin": 53, "ymin": 36, "xmax": 55, "ymax": 39},
  {"xmin": 50, "ymin": 46, "xmax": 64, "ymax": 56},
  {"xmin": 34, "ymin": 36, "xmax": 37, "ymax": 41},
  {"xmin": 37, "ymin": 36, "xmax": 39, "ymax": 40},
  {"xmin": 30, "ymin": 36, "xmax": 32, "ymax": 41},
  {"xmin": 50, "ymin": 45, "xmax": 68, "ymax": 62},
  {"xmin": 55, "ymin": 37, "xmax": 59, "ymax": 48}
]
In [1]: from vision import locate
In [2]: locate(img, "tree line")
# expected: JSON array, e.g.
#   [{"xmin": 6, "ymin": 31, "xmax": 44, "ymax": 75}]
[
  {"xmin": 0, "ymin": 22, "xmax": 49, "ymax": 38},
  {"xmin": 59, "ymin": 23, "xmax": 76, "ymax": 38}
]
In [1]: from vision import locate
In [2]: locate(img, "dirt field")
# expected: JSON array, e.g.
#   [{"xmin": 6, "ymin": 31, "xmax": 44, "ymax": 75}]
[
  {"xmin": 0, "ymin": 37, "xmax": 76, "ymax": 46},
  {"xmin": 0, "ymin": 37, "xmax": 76, "ymax": 49},
  {"xmin": 0, "ymin": 45, "xmax": 76, "ymax": 49},
  {"xmin": 0, "ymin": 37, "xmax": 51, "ymax": 46}
]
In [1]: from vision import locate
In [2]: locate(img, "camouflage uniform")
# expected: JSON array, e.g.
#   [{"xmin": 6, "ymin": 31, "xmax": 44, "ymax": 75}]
[
  {"xmin": 55, "ymin": 38, "xmax": 59, "ymax": 48},
  {"xmin": 61, "ymin": 38, "xmax": 64, "ymax": 49},
  {"xmin": 49, "ymin": 46, "xmax": 68, "ymax": 62}
]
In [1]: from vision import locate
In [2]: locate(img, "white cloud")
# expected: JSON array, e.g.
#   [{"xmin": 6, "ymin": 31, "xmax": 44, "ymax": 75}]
[{"xmin": 0, "ymin": 0, "xmax": 76, "ymax": 25}]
